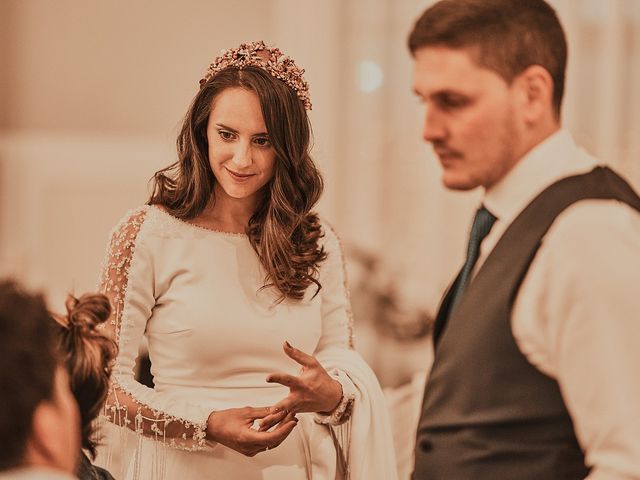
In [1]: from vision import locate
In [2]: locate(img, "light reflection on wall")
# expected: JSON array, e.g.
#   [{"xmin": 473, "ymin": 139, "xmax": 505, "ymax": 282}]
[{"xmin": 357, "ymin": 60, "xmax": 384, "ymax": 93}]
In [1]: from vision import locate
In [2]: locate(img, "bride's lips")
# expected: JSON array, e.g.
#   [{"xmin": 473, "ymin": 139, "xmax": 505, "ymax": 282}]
[{"xmin": 226, "ymin": 168, "xmax": 256, "ymax": 182}]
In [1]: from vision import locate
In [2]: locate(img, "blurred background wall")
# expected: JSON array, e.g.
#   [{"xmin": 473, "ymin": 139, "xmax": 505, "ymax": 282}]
[{"xmin": 1, "ymin": 0, "xmax": 639, "ymax": 395}]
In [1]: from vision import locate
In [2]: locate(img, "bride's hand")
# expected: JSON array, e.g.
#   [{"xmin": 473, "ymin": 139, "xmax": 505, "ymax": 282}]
[
  {"xmin": 206, "ymin": 406, "xmax": 297, "ymax": 456},
  {"xmin": 264, "ymin": 341, "xmax": 343, "ymax": 421}
]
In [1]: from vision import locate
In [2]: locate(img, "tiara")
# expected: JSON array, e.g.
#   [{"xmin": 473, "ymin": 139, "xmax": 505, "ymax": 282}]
[{"xmin": 199, "ymin": 41, "xmax": 312, "ymax": 110}]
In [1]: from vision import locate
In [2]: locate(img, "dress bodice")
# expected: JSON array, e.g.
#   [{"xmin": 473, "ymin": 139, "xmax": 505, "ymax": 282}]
[{"xmin": 139, "ymin": 206, "xmax": 323, "ymax": 405}]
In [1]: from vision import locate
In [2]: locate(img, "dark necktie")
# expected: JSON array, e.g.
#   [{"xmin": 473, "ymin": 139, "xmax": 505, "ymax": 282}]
[{"xmin": 449, "ymin": 205, "xmax": 497, "ymax": 312}]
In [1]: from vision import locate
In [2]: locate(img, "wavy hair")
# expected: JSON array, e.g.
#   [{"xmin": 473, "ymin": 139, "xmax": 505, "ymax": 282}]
[
  {"xmin": 51, "ymin": 293, "xmax": 117, "ymax": 459},
  {"xmin": 148, "ymin": 67, "xmax": 326, "ymax": 301}
]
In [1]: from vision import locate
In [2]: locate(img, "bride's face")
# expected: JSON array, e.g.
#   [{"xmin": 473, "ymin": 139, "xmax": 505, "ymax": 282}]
[{"xmin": 206, "ymin": 87, "xmax": 277, "ymax": 204}]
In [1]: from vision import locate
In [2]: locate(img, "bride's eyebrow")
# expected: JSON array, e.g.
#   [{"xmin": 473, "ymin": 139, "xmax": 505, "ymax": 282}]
[
  {"xmin": 215, "ymin": 123, "xmax": 268, "ymax": 137},
  {"xmin": 215, "ymin": 123, "xmax": 238, "ymax": 133}
]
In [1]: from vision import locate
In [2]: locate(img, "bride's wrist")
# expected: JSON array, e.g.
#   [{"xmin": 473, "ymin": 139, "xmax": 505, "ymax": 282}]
[
  {"xmin": 320, "ymin": 379, "xmax": 343, "ymax": 414},
  {"xmin": 205, "ymin": 411, "xmax": 219, "ymax": 441},
  {"xmin": 314, "ymin": 370, "xmax": 356, "ymax": 426}
]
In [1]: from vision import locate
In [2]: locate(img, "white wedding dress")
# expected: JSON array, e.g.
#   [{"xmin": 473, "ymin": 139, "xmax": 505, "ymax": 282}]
[{"xmin": 94, "ymin": 205, "xmax": 397, "ymax": 480}]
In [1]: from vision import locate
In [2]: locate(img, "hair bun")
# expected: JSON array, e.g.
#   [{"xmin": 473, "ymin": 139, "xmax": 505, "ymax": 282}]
[{"xmin": 65, "ymin": 293, "xmax": 111, "ymax": 332}]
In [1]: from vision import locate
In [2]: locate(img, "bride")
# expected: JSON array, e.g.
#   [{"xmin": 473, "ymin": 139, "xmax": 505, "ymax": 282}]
[{"xmin": 95, "ymin": 41, "xmax": 397, "ymax": 480}]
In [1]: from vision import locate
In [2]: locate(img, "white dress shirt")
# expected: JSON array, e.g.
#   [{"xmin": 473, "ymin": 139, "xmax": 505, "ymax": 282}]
[{"xmin": 478, "ymin": 129, "xmax": 640, "ymax": 480}]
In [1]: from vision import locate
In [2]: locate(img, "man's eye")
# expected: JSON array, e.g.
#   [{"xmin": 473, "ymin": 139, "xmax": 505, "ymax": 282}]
[{"xmin": 440, "ymin": 96, "xmax": 470, "ymax": 109}]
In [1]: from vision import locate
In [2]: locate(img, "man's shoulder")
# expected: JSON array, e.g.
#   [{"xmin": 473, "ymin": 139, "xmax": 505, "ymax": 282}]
[
  {"xmin": 542, "ymin": 197, "xmax": 640, "ymax": 265},
  {"xmin": 553, "ymin": 197, "xmax": 640, "ymax": 234}
]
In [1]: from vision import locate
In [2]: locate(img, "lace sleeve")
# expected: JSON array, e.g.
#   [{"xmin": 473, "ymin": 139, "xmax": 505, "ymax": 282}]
[
  {"xmin": 98, "ymin": 207, "xmax": 210, "ymax": 451},
  {"xmin": 313, "ymin": 221, "xmax": 357, "ymax": 427},
  {"xmin": 315, "ymin": 222, "xmax": 355, "ymax": 352}
]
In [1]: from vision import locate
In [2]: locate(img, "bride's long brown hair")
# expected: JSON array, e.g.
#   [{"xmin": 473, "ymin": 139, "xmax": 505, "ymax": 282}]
[{"xmin": 148, "ymin": 67, "xmax": 326, "ymax": 301}]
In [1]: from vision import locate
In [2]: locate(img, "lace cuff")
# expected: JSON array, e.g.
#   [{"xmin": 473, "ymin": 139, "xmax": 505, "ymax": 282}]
[
  {"xmin": 104, "ymin": 380, "xmax": 209, "ymax": 451},
  {"xmin": 314, "ymin": 369, "xmax": 356, "ymax": 426}
]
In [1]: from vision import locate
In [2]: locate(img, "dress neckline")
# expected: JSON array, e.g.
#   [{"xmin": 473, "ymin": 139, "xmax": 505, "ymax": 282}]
[{"xmin": 150, "ymin": 204, "xmax": 249, "ymax": 238}]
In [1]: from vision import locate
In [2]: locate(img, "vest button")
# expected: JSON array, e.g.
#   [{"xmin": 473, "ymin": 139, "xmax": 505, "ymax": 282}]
[{"xmin": 419, "ymin": 439, "xmax": 432, "ymax": 452}]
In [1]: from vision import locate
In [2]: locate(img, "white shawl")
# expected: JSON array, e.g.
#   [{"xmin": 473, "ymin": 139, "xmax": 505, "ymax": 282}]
[{"xmin": 317, "ymin": 347, "xmax": 398, "ymax": 480}]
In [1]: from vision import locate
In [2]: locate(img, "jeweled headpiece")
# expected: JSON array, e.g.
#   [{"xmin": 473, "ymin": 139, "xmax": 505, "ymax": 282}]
[{"xmin": 199, "ymin": 41, "xmax": 312, "ymax": 110}]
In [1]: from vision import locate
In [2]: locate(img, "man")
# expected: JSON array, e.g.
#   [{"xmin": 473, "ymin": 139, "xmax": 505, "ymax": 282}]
[
  {"xmin": 0, "ymin": 280, "xmax": 80, "ymax": 479},
  {"xmin": 409, "ymin": 1, "xmax": 640, "ymax": 478}
]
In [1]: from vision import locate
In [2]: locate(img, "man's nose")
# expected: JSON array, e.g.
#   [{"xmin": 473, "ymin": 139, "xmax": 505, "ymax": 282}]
[{"xmin": 422, "ymin": 107, "xmax": 447, "ymax": 143}]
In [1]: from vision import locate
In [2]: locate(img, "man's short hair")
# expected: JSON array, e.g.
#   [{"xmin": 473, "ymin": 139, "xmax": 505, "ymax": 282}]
[
  {"xmin": 0, "ymin": 280, "xmax": 58, "ymax": 470},
  {"xmin": 408, "ymin": 0, "xmax": 567, "ymax": 117}
]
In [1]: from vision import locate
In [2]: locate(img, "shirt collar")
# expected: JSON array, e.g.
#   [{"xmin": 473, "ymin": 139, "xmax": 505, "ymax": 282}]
[{"xmin": 483, "ymin": 128, "xmax": 599, "ymax": 224}]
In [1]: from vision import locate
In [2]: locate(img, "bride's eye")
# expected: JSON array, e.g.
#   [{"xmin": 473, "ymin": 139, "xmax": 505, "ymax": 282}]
[
  {"xmin": 218, "ymin": 130, "xmax": 235, "ymax": 141},
  {"xmin": 253, "ymin": 136, "xmax": 271, "ymax": 147}
]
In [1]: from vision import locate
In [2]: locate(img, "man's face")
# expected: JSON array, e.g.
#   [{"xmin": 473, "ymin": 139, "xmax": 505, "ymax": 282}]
[{"xmin": 412, "ymin": 46, "xmax": 524, "ymax": 190}]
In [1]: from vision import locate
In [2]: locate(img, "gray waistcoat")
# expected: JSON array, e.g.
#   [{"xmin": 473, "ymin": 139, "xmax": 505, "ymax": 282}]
[{"xmin": 413, "ymin": 167, "xmax": 640, "ymax": 480}]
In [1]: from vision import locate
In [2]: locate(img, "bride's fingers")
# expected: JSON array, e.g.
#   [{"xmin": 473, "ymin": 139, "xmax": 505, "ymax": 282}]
[
  {"xmin": 259, "ymin": 412, "xmax": 297, "ymax": 433},
  {"xmin": 243, "ymin": 406, "xmax": 278, "ymax": 422},
  {"xmin": 258, "ymin": 409, "xmax": 289, "ymax": 432},
  {"xmin": 283, "ymin": 341, "xmax": 317, "ymax": 368},
  {"xmin": 281, "ymin": 410, "xmax": 297, "ymax": 424},
  {"xmin": 259, "ymin": 417, "xmax": 299, "ymax": 448},
  {"xmin": 266, "ymin": 372, "xmax": 299, "ymax": 388},
  {"xmin": 270, "ymin": 396, "xmax": 298, "ymax": 415}
]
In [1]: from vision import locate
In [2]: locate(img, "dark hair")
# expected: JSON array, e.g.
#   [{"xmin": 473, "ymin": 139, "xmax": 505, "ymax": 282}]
[
  {"xmin": 51, "ymin": 293, "xmax": 117, "ymax": 459},
  {"xmin": 0, "ymin": 280, "xmax": 58, "ymax": 470},
  {"xmin": 148, "ymin": 66, "xmax": 327, "ymax": 302},
  {"xmin": 408, "ymin": 0, "xmax": 567, "ymax": 117}
]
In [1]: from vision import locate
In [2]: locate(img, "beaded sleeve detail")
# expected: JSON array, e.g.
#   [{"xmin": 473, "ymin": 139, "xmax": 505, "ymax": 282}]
[
  {"xmin": 99, "ymin": 208, "xmax": 147, "ymax": 345},
  {"xmin": 98, "ymin": 206, "xmax": 208, "ymax": 451},
  {"xmin": 326, "ymin": 223, "xmax": 355, "ymax": 350}
]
